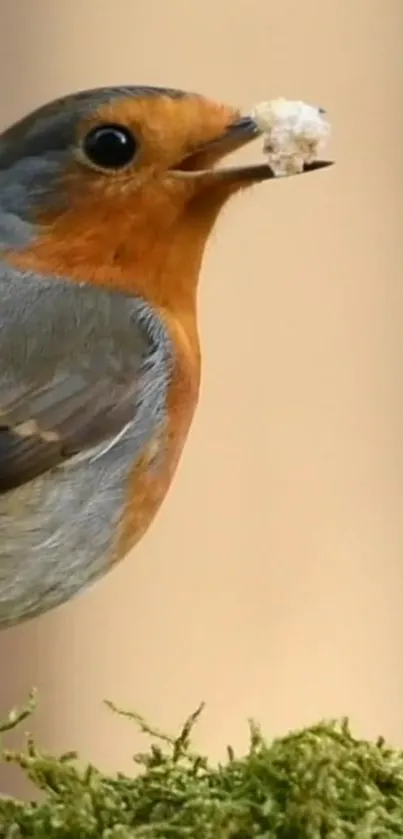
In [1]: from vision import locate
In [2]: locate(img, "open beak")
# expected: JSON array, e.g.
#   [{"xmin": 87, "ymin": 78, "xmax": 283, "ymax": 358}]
[{"xmin": 171, "ymin": 115, "xmax": 333, "ymax": 182}]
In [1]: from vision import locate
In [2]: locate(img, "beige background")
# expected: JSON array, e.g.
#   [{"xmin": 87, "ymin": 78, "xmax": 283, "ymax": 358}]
[{"xmin": 1, "ymin": 0, "xmax": 403, "ymax": 796}]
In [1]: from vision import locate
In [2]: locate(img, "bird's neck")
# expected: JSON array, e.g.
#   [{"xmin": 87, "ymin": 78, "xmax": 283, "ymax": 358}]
[{"xmin": 4, "ymin": 191, "xmax": 228, "ymax": 335}]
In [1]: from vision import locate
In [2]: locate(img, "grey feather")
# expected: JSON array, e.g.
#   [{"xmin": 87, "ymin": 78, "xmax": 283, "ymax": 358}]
[{"xmin": 0, "ymin": 264, "xmax": 173, "ymax": 485}]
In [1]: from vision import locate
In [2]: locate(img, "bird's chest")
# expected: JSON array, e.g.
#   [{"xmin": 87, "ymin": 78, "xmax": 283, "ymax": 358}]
[{"xmin": 116, "ymin": 340, "xmax": 200, "ymax": 560}]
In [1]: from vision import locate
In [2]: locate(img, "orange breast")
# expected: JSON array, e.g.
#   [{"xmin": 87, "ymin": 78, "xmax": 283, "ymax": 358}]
[{"xmin": 115, "ymin": 309, "xmax": 201, "ymax": 562}]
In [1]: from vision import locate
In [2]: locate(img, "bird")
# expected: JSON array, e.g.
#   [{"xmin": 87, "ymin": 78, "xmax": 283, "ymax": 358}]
[{"xmin": 0, "ymin": 85, "xmax": 332, "ymax": 628}]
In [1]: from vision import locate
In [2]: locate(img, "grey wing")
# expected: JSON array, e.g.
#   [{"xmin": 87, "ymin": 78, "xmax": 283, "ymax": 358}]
[
  {"xmin": 0, "ymin": 365, "xmax": 143, "ymax": 493},
  {"xmin": 0, "ymin": 272, "xmax": 170, "ymax": 495}
]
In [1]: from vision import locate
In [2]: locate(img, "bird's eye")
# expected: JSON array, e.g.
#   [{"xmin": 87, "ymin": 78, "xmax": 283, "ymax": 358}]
[{"xmin": 82, "ymin": 123, "xmax": 139, "ymax": 170}]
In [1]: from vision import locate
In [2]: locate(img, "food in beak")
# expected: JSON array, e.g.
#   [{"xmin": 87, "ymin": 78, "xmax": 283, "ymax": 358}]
[{"xmin": 249, "ymin": 98, "xmax": 331, "ymax": 177}]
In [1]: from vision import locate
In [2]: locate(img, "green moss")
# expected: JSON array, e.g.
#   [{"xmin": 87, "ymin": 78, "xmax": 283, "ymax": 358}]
[{"xmin": 0, "ymin": 693, "xmax": 403, "ymax": 838}]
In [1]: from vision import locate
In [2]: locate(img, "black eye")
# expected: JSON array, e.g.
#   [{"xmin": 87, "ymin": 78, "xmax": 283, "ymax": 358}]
[{"xmin": 83, "ymin": 123, "xmax": 139, "ymax": 170}]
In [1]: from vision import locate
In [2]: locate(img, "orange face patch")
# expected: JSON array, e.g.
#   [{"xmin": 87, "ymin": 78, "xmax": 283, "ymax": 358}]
[{"xmin": 76, "ymin": 93, "xmax": 240, "ymax": 174}]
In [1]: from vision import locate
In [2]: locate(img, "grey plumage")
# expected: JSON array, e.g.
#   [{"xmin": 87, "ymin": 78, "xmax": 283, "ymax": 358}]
[{"xmin": 0, "ymin": 266, "xmax": 172, "ymax": 491}]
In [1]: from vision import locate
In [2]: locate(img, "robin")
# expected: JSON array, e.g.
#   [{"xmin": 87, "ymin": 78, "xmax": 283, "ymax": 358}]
[{"xmin": 0, "ymin": 85, "xmax": 331, "ymax": 628}]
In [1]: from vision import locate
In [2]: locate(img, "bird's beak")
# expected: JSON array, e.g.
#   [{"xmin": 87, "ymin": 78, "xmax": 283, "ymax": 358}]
[{"xmin": 171, "ymin": 115, "xmax": 333, "ymax": 183}]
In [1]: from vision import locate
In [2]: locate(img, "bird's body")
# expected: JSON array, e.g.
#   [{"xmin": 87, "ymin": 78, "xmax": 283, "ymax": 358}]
[
  {"xmin": 0, "ymin": 85, "xmax": 331, "ymax": 627},
  {"xmin": 0, "ymin": 272, "xmax": 187, "ymax": 625}
]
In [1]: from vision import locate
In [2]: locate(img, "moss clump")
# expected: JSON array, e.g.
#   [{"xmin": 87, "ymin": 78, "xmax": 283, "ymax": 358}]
[{"xmin": 0, "ymin": 693, "xmax": 403, "ymax": 838}]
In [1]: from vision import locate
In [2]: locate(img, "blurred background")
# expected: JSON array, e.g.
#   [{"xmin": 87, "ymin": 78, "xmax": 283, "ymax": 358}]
[{"xmin": 1, "ymin": 0, "xmax": 403, "ymax": 796}]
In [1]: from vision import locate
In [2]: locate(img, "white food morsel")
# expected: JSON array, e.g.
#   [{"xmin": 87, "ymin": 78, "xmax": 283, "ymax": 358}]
[{"xmin": 250, "ymin": 99, "xmax": 330, "ymax": 176}]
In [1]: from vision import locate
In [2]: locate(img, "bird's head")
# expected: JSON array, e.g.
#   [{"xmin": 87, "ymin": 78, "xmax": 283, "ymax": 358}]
[{"xmin": 0, "ymin": 86, "xmax": 331, "ymax": 306}]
